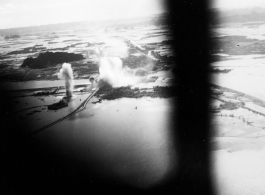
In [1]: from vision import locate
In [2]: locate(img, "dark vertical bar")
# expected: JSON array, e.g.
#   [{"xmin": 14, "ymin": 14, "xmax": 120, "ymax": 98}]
[{"xmin": 153, "ymin": 0, "xmax": 215, "ymax": 194}]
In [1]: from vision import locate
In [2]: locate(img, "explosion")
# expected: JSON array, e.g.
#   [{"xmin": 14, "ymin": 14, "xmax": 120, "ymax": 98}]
[
  {"xmin": 58, "ymin": 63, "xmax": 74, "ymax": 97},
  {"xmin": 96, "ymin": 39, "xmax": 143, "ymax": 88}
]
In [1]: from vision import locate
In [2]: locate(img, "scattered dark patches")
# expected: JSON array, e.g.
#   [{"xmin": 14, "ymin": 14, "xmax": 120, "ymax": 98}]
[
  {"xmin": 26, "ymin": 110, "xmax": 41, "ymax": 115},
  {"xmin": 134, "ymin": 69, "xmax": 148, "ymax": 76},
  {"xmin": 0, "ymin": 61, "xmax": 98, "ymax": 82},
  {"xmin": 126, "ymin": 39, "xmax": 175, "ymax": 70},
  {"xmin": 241, "ymin": 22, "xmax": 264, "ymax": 28},
  {"xmin": 161, "ymin": 40, "xmax": 175, "ymax": 45},
  {"xmin": 33, "ymin": 89, "xmax": 56, "ymax": 96},
  {"xmin": 0, "ymin": 45, "xmax": 10, "ymax": 48},
  {"xmin": 47, "ymin": 42, "xmax": 89, "ymax": 51},
  {"xmin": 68, "ymin": 42, "xmax": 86, "ymax": 47},
  {"xmin": 7, "ymin": 45, "xmax": 46, "ymax": 55},
  {"xmin": 209, "ymin": 55, "xmax": 227, "ymax": 63},
  {"xmin": 47, "ymin": 47, "xmax": 69, "ymax": 51},
  {"xmin": 4, "ymin": 35, "xmax": 20, "ymax": 39},
  {"xmin": 0, "ymin": 62, "xmax": 13, "ymax": 67},
  {"xmin": 124, "ymin": 52, "xmax": 174, "ymax": 72},
  {"xmin": 210, "ymin": 88, "xmax": 223, "ymax": 96},
  {"xmin": 127, "ymin": 56, "xmax": 173, "ymax": 71},
  {"xmin": 21, "ymin": 51, "xmax": 85, "ymax": 69},
  {"xmin": 48, "ymin": 41, "xmax": 58, "ymax": 44},
  {"xmin": 1, "ymin": 24, "xmax": 174, "ymax": 83},
  {"xmin": 128, "ymin": 41, "xmax": 148, "ymax": 55},
  {"xmin": 209, "ymin": 68, "xmax": 231, "ymax": 74},
  {"xmin": 219, "ymin": 101, "xmax": 239, "ymax": 110},
  {"xmin": 0, "ymin": 55, "xmax": 10, "ymax": 60},
  {"xmin": 209, "ymin": 107, "xmax": 220, "ymax": 113},
  {"xmin": 122, "ymin": 55, "xmax": 151, "ymax": 69},
  {"xmin": 210, "ymin": 83, "xmax": 265, "ymax": 108},
  {"xmin": 253, "ymin": 56, "xmax": 265, "ymax": 59},
  {"xmin": 219, "ymin": 12, "xmax": 265, "ymax": 24},
  {"xmin": 210, "ymin": 35, "xmax": 265, "ymax": 55},
  {"xmin": 73, "ymin": 63, "xmax": 99, "ymax": 75},
  {"xmin": 209, "ymin": 54, "xmax": 242, "ymax": 63},
  {"xmin": 97, "ymin": 85, "xmax": 177, "ymax": 100},
  {"xmin": 4, "ymin": 41, "xmax": 33, "ymax": 46},
  {"xmin": 87, "ymin": 42, "xmax": 105, "ymax": 47},
  {"xmin": 154, "ymin": 51, "xmax": 176, "ymax": 63},
  {"xmin": 63, "ymin": 39, "xmax": 82, "ymax": 42},
  {"xmin": 142, "ymin": 34, "xmax": 163, "ymax": 39},
  {"xmin": 145, "ymin": 31, "xmax": 172, "ymax": 37},
  {"xmin": 47, "ymin": 99, "xmax": 68, "ymax": 110}
]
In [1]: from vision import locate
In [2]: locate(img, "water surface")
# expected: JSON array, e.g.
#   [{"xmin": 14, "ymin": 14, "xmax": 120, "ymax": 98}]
[{"xmin": 31, "ymin": 97, "xmax": 177, "ymax": 189}]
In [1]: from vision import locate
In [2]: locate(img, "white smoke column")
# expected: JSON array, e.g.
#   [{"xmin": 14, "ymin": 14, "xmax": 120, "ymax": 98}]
[
  {"xmin": 58, "ymin": 63, "xmax": 74, "ymax": 97},
  {"xmin": 97, "ymin": 39, "xmax": 142, "ymax": 87}
]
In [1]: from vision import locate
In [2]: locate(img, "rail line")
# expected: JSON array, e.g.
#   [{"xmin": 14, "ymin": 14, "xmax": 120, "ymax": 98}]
[{"xmin": 25, "ymin": 87, "xmax": 99, "ymax": 138}]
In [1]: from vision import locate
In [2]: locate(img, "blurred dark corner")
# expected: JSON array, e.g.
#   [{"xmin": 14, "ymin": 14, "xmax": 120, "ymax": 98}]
[{"xmin": 0, "ymin": 0, "xmax": 216, "ymax": 194}]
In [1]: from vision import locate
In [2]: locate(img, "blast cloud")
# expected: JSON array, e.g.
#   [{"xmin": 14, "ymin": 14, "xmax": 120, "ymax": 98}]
[
  {"xmin": 96, "ymin": 39, "xmax": 146, "ymax": 88},
  {"xmin": 58, "ymin": 63, "xmax": 74, "ymax": 97}
]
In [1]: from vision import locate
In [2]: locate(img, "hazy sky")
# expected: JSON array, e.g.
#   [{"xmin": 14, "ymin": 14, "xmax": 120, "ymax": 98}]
[
  {"xmin": 211, "ymin": 0, "xmax": 265, "ymax": 10},
  {"xmin": 0, "ymin": 0, "xmax": 165, "ymax": 29}
]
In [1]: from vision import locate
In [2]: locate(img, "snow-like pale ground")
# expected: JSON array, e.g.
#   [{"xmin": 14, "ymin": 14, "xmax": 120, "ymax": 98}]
[
  {"xmin": 211, "ymin": 26, "xmax": 265, "ymax": 194},
  {"xmin": 212, "ymin": 23, "xmax": 265, "ymax": 40},
  {"xmin": 212, "ymin": 55, "xmax": 265, "ymax": 104},
  {"xmin": 212, "ymin": 68, "xmax": 265, "ymax": 194},
  {"xmin": 212, "ymin": 148, "xmax": 265, "ymax": 195}
]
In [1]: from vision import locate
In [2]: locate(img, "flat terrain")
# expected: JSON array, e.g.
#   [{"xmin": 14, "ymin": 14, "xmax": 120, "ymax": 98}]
[
  {"xmin": 210, "ymin": 22, "xmax": 265, "ymax": 195},
  {"xmin": 210, "ymin": 84, "xmax": 265, "ymax": 194},
  {"xmin": 0, "ymin": 24, "xmax": 174, "ymax": 82}
]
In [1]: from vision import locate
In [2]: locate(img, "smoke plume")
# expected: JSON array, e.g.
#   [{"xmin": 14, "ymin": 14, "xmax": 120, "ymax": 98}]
[
  {"xmin": 96, "ymin": 39, "xmax": 142, "ymax": 87},
  {"xmin": 58, "ymin": 63, "xmax": 74, "ymax": 97}
]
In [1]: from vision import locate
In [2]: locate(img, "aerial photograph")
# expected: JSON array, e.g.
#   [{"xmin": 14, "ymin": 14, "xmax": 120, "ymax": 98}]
[
  {"xmin": 2, "ymin": 0, "xmax": 265, "ymax": 194},
  {"xmin": 0, "ymin": 0, "xmax": 178, "ymax": 194},
  {"xmin": 210, "ymin": 0, "xmax": 265, "ymax": 194}
]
